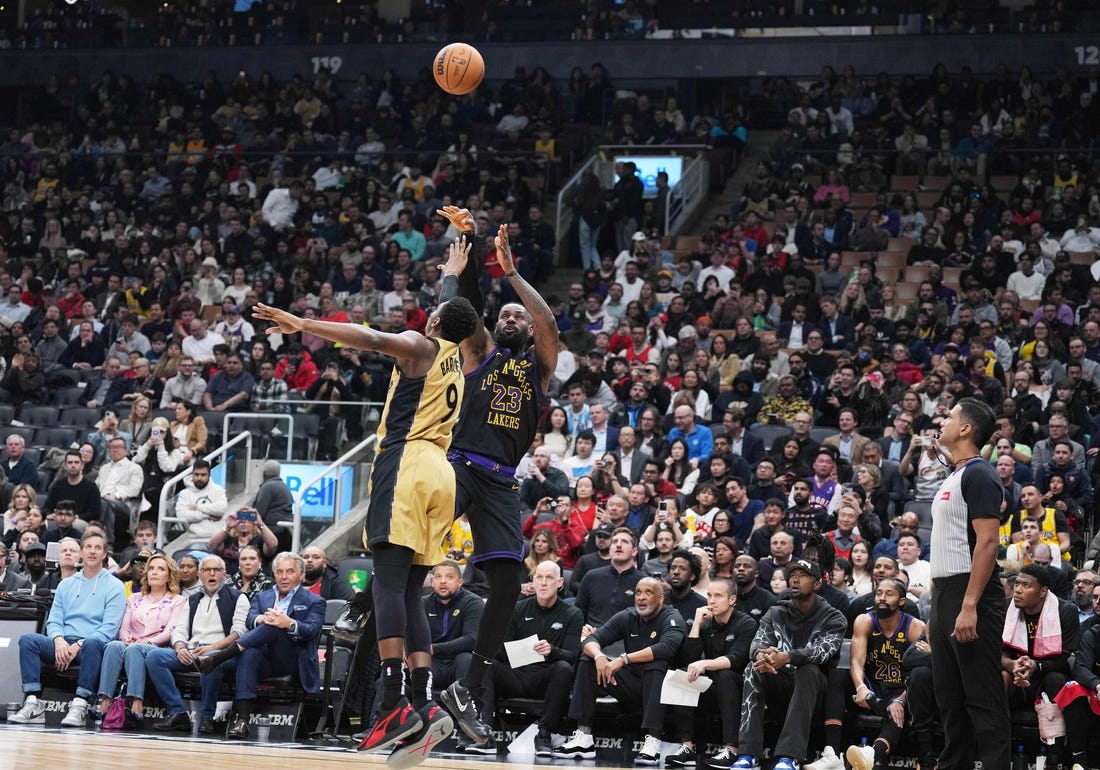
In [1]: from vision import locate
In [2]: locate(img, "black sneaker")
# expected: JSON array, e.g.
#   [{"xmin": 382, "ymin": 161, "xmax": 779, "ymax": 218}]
[
  {"xmin": 438, "ymin": 681, "xmax": 492, "ymax": 745},
  {"xmin": 665, "ymin": 743, "xmax": 696, "ymax": 767},
  {"xmin": 386, "ymin": 705, "xmax": 454, "ymax": 770},
  {"xmin": 464, "ymin": 737, "xmax": 498, "ymax": 756},
  {"xmin": 705, "ymin": 748, "xmax": 736, "ymax": 769},
  {"xmin": 356, "ymin": 698, "xmax": 424, "ymax": 753},
  {"xmin": 534, "ymin": 729, "xmax": 554, "ymax": 758}
]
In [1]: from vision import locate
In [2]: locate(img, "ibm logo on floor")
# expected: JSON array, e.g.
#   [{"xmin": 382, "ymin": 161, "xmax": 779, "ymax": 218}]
[{"xmin": 250, "ymin": 712, "xmax": 295, "ymax": 726}]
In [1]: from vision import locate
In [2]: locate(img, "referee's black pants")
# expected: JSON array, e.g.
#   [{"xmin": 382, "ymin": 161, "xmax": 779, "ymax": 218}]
[{"xmin": 929, "ymin": 573, "xmax": 1011, "ymax": 770}]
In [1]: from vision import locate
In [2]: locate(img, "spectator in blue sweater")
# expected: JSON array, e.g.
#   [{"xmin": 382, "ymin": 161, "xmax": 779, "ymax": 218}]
[{"xmin": 10, "ymin": 531, "xmax": 125, "ymax": 728}]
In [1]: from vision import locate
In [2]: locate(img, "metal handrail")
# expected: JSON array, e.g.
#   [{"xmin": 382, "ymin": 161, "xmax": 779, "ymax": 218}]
[
  {"xmin": 223, "ymin": 412, "xmax": 294, "ymax": 461},
  {"xmin": 554, "ymin": 153, "xmax": 598, "ymax": 260},
  {"xmin": 290, "ymin": 434, "xmax": 376, "ymax": 553},
  {"xmin": 665, "ymin": 153, "xmax": 708, "ymax": 235},
  {"xmin": 555, "ymin": 144, "xmax": 711, "ymax": 253},
  {"xmin": 155, "ymin": 431, "xmax": 253, "ymax": 549}
]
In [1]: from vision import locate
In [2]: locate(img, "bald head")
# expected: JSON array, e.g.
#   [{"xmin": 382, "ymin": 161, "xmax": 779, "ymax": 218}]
[{"xmin": 898, "ymin": 512, "xmax": 920, "ymax": 532}]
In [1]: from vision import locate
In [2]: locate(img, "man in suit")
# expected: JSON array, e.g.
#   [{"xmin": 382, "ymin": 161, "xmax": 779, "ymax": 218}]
[
  {"xmin": 724, "ymin": 407, "xmax": 766, "ymax": 466},
  {"xmin": 195, "ymin": 551, "xmax": 326, "ymax": 739},
  {"xmin": 777, "ymin": 301, "xmax": 820, "ymax": 351},
  {"xmin": 588, "ymin": 403, "xmax": 620, "ymax": 455},
  {"xmin": 860, "ymin": 442, "xmax": 909, "ymax": 507},
  {"xmin": 822, "ymin": 408, "xmax": 870, "ymax": 466},
  {"xmin": 0, "ymin": 547, "xmax": 31, "ymax": 592},
  {"xmin": 2, "ymin": 434, "xmax": 39, "ymax": 487},
  {"xmin": 612, "ymin": 425, "xmax": 651, "ymax": 485},
  {"xmin": 877, "ymin": 413, "xmax": 914, "ymax": 464},
  {"xmin": 80, "ymin": 354, "xmax": 133, "ymax": 409},
  {"xmin": 818, "ymin": 295, "xmax": 854, "ymax": 351}
]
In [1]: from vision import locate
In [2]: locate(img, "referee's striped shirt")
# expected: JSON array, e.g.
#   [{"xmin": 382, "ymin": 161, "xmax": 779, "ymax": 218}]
[{"xmin": 930, "ymin": 458, "xmax": 1005, "ymax": 579}]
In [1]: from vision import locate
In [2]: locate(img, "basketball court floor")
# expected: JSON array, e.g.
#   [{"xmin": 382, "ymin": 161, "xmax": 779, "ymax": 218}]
[{"xmin": 0, "ymin": 724, "xmax": 648, "ymax": 770}]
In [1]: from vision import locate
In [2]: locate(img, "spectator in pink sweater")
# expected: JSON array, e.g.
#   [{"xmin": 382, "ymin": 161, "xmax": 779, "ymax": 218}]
[{"xmin": 94, "ymin": 554, "xmax": 186, "ymax": 728}]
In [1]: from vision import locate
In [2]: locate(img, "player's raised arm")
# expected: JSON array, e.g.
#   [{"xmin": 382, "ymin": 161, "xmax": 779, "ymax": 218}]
[
  {"xmin": 253, "ymin": 302, "xmax": 437, "ymax": 374},
  {"xmin": 435, "ymin": 219, "xmax": 494, "ymax": 365},
  {"xmin": 494, "ymin": 224, "xmax": 558, "ymax": 391}
]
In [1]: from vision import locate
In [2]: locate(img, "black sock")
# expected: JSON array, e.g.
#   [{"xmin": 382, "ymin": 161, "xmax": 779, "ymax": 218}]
[
  {"xmin": 234, "ymin": 699, "xmax": 253, "ymax": 722},
  {"xmin": 824, "ymin": 723, "xmax": 843, "ymax": 753},
  {"xmin": 381, "ymin": 658, "xmax": 405, "ymax": 710},
  {"xmin": 873, "ymin": 740, "xmax": 888, "ymax": 762},
  {"xmin": 410, "ymin": 667, "xmax": 432, "ymax": 710},
  {"xmin": 461, "ymin": 653, "xmax": 494, "ymax": 692}
]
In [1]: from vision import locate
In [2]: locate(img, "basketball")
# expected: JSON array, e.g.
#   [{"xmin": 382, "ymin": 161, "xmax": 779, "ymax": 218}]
[{"xmin": 433, "ymin": 42, "xmax": 485, "ymax": 96}]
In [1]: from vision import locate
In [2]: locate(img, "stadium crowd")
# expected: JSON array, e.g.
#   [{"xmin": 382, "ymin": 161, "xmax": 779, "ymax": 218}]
[
  {"xmin": 4, "ymin": 0, "xmax": 1090, "ymax": 50},
  {"xmin": 2, "ymin": 52, "xmax": 1100, "ymax": 768}
]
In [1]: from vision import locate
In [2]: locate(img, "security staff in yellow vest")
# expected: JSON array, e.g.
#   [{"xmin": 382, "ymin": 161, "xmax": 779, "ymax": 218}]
[{"xmin": 1000, "ymin": 485, "xmax": 1072, "ymax": 564}]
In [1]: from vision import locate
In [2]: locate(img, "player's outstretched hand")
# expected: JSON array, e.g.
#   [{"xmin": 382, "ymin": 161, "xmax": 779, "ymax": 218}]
[
  {"xmin": 436, "ymin": 205, "xmax": 475, "ymax": 232},
  {"xmin": 494, "ymin": 224, "xmax": 515, "ymax": 276},
  {"xmin": 253, "ymin": 302, "xmax": 305, "ymax": 336},
  {"xmin": 442, "ymin": 234, "xmax": 472, "ymax": 277}
]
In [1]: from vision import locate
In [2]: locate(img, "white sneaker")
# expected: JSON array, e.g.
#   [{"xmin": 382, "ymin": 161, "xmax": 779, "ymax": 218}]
[
  {"xmin": 634, "ymin": 734, "xmax": 661, "ymax": 765},
  {"xmin": 804, "ymin": 746, "xmax": 844, "ymax": 770},
  {"xmin": 60, "ymin": 696, "xmax": 89, "ymax": 727},
  {"xmin": 559, "ymin": 729, "xmax": 596, "ymax": 759},
  {"xmin": 8, "ymin": 695, "xmax": 45, "ymax": 724},
  {"xmin": 845, "ymin": 745, "xmax": 876, "ymax": 770}
]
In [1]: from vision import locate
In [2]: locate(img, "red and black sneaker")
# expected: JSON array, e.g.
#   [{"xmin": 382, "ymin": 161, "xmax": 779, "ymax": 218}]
[
  {"xmin": 387, "ymin": 705, "xmax": 455, "ymax": 770},
  {"xmin": 355, "ymin": 698, "xmax": 423, "ymax": 753}
]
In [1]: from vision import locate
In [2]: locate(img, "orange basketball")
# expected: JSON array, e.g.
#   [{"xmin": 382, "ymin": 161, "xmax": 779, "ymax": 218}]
[{"xmin": 433, "ymin": 42, "xmax": 485, "ymax": 96}]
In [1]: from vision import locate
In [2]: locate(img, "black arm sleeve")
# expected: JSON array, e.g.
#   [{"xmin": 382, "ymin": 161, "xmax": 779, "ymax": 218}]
[{"xmin": 457, "ymin": 244, "xmax": 485, "ymax": 318}]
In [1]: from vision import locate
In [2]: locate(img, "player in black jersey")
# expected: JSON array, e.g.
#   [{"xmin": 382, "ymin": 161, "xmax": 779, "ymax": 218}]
[
  {"xmin": 433, "ymin": 206, "xmax": 559, "ymax": 744},
  {"xmin": 842, "ymin": 577, "xmax": 924, "ymax": 770}
]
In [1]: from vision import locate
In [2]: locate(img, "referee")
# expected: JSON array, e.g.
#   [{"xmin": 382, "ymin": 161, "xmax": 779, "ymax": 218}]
[{"xmin": 928, "ymin": 398, "xmax": 1010, "ymax": 770}]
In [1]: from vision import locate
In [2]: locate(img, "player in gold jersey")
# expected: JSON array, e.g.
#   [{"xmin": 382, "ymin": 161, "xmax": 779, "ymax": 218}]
[{"xmin": 252, "ymin": 237, "xmax": 479, "ymax": 768}]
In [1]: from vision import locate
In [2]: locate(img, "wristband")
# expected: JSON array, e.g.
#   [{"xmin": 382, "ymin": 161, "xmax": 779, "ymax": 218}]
[
  {"xmin": 505, "ymin": 269, "xmax": 518, "ymax": 277},
  {"xmin": 594, "ymin": 652, "xmax": 609, "ymax": 661}
]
